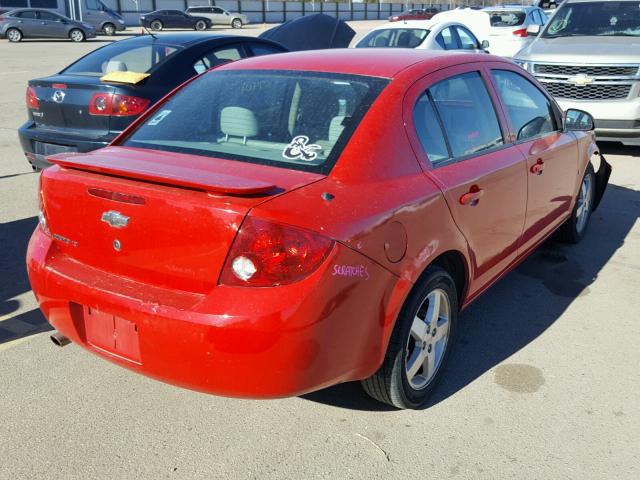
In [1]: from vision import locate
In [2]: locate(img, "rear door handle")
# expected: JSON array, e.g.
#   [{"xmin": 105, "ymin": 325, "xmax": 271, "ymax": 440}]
[
  {"xmin": 459, "ymin": 186, "xmax": 484, "ymax": 206},
  {"xmin": 530, "ymin": 158, "xmax": 545, "ymax": 175}
]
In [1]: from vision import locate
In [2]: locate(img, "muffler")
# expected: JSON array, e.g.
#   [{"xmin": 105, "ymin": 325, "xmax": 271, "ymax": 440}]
[{"xmin": 50, "ymin": 331, "xmax": 71, "ymax": 347}]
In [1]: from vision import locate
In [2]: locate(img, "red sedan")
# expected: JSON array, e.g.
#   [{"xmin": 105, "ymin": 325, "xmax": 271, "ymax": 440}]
[
  {"xmin": 28, "ymin": 49, "xmax": 610, "ymax": 409},
  {"xmin": 389, "ymin": 8, "xmax": 439, "ymax": 22}
]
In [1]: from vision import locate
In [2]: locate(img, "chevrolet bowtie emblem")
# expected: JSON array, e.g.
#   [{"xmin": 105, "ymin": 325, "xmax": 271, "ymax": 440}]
[
  {"xmin": 101, "ymin": 210, "xmax": 129, "ymax": 229},
  {"xmin": 568, "ymin": 74, "xmax": 594, "ymax": 86}
]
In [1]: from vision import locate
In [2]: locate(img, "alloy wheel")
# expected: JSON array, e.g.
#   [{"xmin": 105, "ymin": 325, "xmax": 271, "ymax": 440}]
[
  {"xmin": 70, "ymin": 29, "xmax": 84, "ymax": 42},
  {"xmin": 7, "ymin": 28, "xmax": 22, "ymax": 42},
  {"xmin": 575, "ymin": 172, "xmax": 593, "ymax": 234}
]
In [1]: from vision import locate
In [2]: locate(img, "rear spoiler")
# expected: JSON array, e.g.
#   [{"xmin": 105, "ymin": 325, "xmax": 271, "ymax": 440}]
[{"xmin": 47, "ymin": 148, "xmax": 278, "ymax": 195}]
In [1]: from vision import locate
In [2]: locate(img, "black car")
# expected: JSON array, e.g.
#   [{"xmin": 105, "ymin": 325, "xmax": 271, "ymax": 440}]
[
  {"xmin": 140, "ymin": 9, "xmax": 211, "ymax": 31},
  {"xmin": 19, "ymin": 33, "xmax": 286, "ymax": 169}
]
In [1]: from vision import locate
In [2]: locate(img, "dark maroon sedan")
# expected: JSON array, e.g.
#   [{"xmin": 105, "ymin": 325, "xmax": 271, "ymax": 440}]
[{"xmin": 389, "ymin": 8, "xmax": 439, "ymax": 22}]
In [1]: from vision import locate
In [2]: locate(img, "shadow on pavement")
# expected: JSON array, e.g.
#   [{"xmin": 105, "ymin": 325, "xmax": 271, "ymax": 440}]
[
  {"xmin": 0, "ymin": 216, "xmax": 49, "ymax": 344},
  {"xmin": 303, "ymin": 182, "xmax": 639, "ymax": 411},
  {"xmin": 599, "ymin": 141, "xmax": 639, "ymax": 157}
]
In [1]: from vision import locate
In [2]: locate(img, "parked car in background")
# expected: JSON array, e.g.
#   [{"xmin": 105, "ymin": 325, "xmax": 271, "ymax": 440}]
[
  {"xmin": 185, "ymin": 6, "xmax": 248, "ymax": 29},
  {"xmin": 19, "ymin": 33, "xmax": 286, "ymax": 169},
  {"xmin": 355, "ymin": 19, "xmax": 488, "ymax": 51},
  {"xmin": 482, "ymin": 5, "xmax": 548, "ymax": 58},
  {"xmin": 28, "ymin": 49, "xmax": 609, "ymax": 409},
  {"xmin": 535, "ymin": 0, "xmax": 566, "ymax": 14},
  {"xmin": 429, "ymin": 7, "xmax": 491, "ymax": 45},
  {"xmin": 0, "ymin": 0, "xmax": 125, "ymax": 35},
  {"xmin": 0, "ymin": 8, "xmax": 96, "ymax": 42},
  {"xmin": 388, "ymin": 8, "xmax": 439, "ymax": 22},
  {"xmin": 139, "ymin": 10, "xmax": 212, "ymax": 31},
  {"xmin": 514, "ymin": 0, "xmax": 640, "ymax": 146}
]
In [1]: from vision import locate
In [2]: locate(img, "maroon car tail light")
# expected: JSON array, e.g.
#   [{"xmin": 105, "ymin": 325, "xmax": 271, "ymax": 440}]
[
  {"xmin": 512, "ymin": 28, "xmax": 528, "ymax": 38},
  {"xmin": 89, "ymin": 93, "xmax": 150, "ymax": 117},
  {"xmin": 26, "ymin": 86, "xmax": 39, "ymax": 110},
  {"xmin": 38, "ymin": 187, "xmax": 51, "ymax": 238},
  {"xmin": 220, "ymin": 218, "xmax": 334, "ymax": 287}
]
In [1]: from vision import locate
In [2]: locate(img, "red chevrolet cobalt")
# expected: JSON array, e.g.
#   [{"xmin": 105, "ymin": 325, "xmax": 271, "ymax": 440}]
[{"xmin": 28, "ymin": 50, "xmax": 610, "ymax": 408}]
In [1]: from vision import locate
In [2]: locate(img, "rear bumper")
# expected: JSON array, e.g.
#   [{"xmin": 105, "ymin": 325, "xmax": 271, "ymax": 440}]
[
  {"xmin": 18, "ymin": 121, "xmax": 116, "ymax": 169},
  {"xmin": 27, "ymin": 228, "xmax": 405, "ymax": 398}
]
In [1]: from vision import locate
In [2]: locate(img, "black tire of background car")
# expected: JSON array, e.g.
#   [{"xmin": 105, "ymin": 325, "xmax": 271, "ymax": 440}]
[
  {"xmin": 150, "ymin": 20, "xmax": 163, "ymax": 31},
  {"xmin": 195, "ymin": 20, "xmax": 207, "ymax": 31},
  {"xmin": 103, "ymin": 23, "xmax": 116, "ymax": 36},
  {"xmin": 361, "ymin": 266, "xmax": 458, "ymax": 409},
  {"xmin": 232, "ymin": 18, "xmax": 242, "ymax": 29},
  {"xmin": 6, "ymin": 27, "xmax": 22, "ymax": 42},
  {"xmin": 557, "ymin": 163, "xmax": 596, "ymax": 244},
  {"xmin": 69, "ymin": 28, "xmax": 85, "ymax": 42}
]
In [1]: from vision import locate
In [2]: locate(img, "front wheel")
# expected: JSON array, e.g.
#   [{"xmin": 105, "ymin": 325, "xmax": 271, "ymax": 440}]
[
  {"xmin": 150, "ymin": 20, "xmax": 163, "ymax": 31},
  {"xmin": 6, "ymin": 28, "xmax": 22, "ymax": 42},
  {"xmin": 103, "ymin": 23, "xmax": 116, "ymax": 36},
  {"xmin": 194, "ymin": 20, "xmax": 207, "ymax": 31},
  {"xmin": 557, "ymin": 163, "xmax": 595, "ymax": 244},
  {"xmin": 69, "ymin": 29, "xmax": 85, "ymax": 42},
  {"xmin": 231, "ymin": 18, "xmax": 243, "ymax": 29},
  {"xmin": 361, "ymin": 266, "xmax": 458, "ymax": 409}
]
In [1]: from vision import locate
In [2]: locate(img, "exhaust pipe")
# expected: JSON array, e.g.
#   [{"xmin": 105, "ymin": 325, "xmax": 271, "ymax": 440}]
[{"xmin": 50, "ymin": 331, "xmax": 71, "ymax": 347}]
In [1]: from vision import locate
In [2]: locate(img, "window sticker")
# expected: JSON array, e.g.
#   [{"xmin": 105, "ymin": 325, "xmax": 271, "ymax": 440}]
[
  {"xmin": 148, "ymin": 109, "xmax": 172, "ymax": 126},
  {"xmin": 283, "ymin": 135, "xmax": 322, "ymax": 162}
]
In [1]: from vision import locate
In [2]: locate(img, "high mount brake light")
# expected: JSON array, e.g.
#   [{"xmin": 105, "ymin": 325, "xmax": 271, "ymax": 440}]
[
  {"xmin": 89, "ymin": 93, "xmax": 150, "ymax": 116},
  {"xmin": 220, "ymin": 218, "xmax": 334, "ymax": 287},
  {"xmin": 26, "ymin": 86, "xmax": 39, "ymax": 110}
]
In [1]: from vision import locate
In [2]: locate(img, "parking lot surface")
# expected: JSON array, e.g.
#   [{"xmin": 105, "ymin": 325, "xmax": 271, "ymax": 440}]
[{"xmin": 1, "ymin": 23, "xmax": 639, "ymax": 479}]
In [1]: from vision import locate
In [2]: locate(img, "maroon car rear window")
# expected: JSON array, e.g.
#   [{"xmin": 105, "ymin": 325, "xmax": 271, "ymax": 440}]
[{"xmin": 122, "ymin": 70, "xmax": 388, "ymax": 174}]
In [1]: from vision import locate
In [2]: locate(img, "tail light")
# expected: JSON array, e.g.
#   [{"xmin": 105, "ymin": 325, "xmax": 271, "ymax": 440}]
[
  {"xmin": 26, "ymin": 86, "xmax": 39, "ymax": 110},
  {"xmin": 89, "ymin": 93, "xmax": 150, "ymax": 116},
  {"xmin": 512, "ymin": 28, "xmax": 528, "ymax": 38},
  {"xmin": 220, "ymin": 217, "xmax": 334, "ymax": 287},
  {"xmin": 38, "ymin": 186, "xmax": 51, "ymax": 237}
]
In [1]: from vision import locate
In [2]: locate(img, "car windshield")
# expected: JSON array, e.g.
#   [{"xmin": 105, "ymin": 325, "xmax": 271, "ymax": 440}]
[
  {"xmin": 63, "ymin": 41, "xmax": 180, "ymax": 77},
  {"xmin": 486, "ymin": 10, "xmax": 526, "ymax": 27},
  {"xmin": 542, "ymin": 1, "xmax": 640, "ymax": 37},
  {"xmin": 356, "ymin": 28, "xmax": 430, "ymax": 48},
  {"xmin": 122, "ymin": 70, "xmax": 388, "ymax": 174}
]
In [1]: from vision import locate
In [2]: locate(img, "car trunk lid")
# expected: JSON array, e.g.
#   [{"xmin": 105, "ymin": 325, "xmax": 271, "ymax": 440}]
[{"xmin": 41, "ymin": 147, "xmax": 324, "ymax": 293}]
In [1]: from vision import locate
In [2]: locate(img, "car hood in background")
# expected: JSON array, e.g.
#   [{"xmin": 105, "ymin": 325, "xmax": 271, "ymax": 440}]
[
  {"xmin": 259, "ymin": 13, "xmax": 355, "ymax": 51},
  {"xmin": 516, "ymin": 36, "xmax": 640, "ymax": 63}
]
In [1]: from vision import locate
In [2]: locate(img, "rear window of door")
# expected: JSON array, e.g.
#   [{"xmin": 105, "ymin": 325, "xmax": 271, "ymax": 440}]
[
  {"xmin": 435, "ymin": 27, "xmax": 459, "ymax": 50},
  {"xmin": 249, "ymin": 43, "xmax": 286, "ymax": 57},
  {"xmin": 490, "ymin": 69, "xmax": 558, "ymax": 141},
  {"xmin": 455, "ymin": 26, "xmax": 478, "ymax": 50},
  {"xmin": 193, "ymin": 45, "xmax": 244, "ymax": 74},
  {"xmin": 413, "ymin": 72, "xmax": 504, "ymax": 164}
]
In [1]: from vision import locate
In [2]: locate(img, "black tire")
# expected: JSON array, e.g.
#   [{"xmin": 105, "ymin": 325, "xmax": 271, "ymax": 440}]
[
  {"xmin": 6, "ymin": 27, "xmax": 22, "ymax": 42},
  {"xmin": 557, "ymin": 163, "xmax": 595, "ymax": 244},
  {"xmin": 103, "ymin": 23, "xmax": 116, "ymax": 36},
  {"xmin": 69, "ymin": 28, "xmax": 85, "ymax": 42},
  {"xmin": 194, "ymin": 20, "xmax": 207, "ymax": 31},
  {"xmin": 231, "ymin": 18, "xmax": 242, "ymax": 29},
  {"xmin": 150, "ymin": 20, "xmax": 163, "ymax": 31},
  {"xmin": 361, "ymin": 266, "xmax": 458, "ymax": 409}
]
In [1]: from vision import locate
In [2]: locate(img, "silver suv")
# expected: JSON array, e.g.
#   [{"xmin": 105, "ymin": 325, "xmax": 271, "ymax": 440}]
[{"xmin": 514, "ymin": 0, "xmax": 640, "ymax": 146}]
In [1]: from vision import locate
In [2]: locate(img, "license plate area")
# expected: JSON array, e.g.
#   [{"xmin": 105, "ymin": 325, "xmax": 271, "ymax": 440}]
[
  {"xmin": 84, "ymin": 306, "xmax": 141, "ymax": 364},
  {"xmin": 33, "ymin": 141, "xmax": 78, "ymax": 156}
]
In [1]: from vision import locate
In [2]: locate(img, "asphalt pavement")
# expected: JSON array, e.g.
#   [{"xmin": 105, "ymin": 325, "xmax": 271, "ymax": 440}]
[{"xmin": 0, "ymin": 23, "xmax": 639, "ymax": 480}]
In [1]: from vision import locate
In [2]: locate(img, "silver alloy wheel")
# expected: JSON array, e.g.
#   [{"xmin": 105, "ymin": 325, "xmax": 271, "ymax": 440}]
[
  {"xmin": 195, "ymin": 20, "xmax": 206, "ymax": 31},
  {"xmin": 575, "ymin": 172, "xmax": 593, "ymax": 234},
  {"xmin": 151, "ymin": 20, "xmax": 162, "ymax": 31},
  {"xmin": 103, "ymin": 23, "xmax": 115, "ymax": 36},
  {"xmin": 405, "ymin": 288, "xmax": 451, "ymax": 390},
  {"xmin": 7, "ymin": 28, "xmax": 21, "ymax": 42},
  {"xmin": 232, "ymin": 18, "xmax": 242, "ymax": 28},
  {"xmin": 70, "ymin": 29, "xmax": 84, "ymax": 42}
]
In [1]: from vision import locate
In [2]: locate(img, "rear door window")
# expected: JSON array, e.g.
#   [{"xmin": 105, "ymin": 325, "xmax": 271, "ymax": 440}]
[
  {"xmin": 193, "ymin": 45, "xmax": 244, "ymax": 74},
  {"xmin": 455, "ymin": 26, "xmax": 478, "ymax": 50},
  {"xmin": 422, "ymin": 72, "xmax": 504, "ymax": 160},
  {"xmin": 435, "ymin": 27, "xmax": 458, "ymax": 50},
  {"xmin": 249, "ymin": 43, "xmax": 286, "ymax": 57},
  {"xmin": 490, "ymin": 69, "xmax": 558, "ymax": 141}
]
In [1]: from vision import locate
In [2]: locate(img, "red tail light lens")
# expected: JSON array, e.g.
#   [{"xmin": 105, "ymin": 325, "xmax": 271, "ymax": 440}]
[
  {"xmin": 26, "ymin": 86, "xmax": 39, "ymax": 110},
  {"xmin": 89, "ymin": 93, "xmax": 150, "ymax": 116},
  {"xmin": 220, "ymin": 217, "xmax": 334, "ymax": 287},
  {"xmin": 38, "ymin": 187, "xmax": 51, "ymax": 237},
  {"xmin": 512, "ymin": 28, "xmax": 528, "ymax": 38}
]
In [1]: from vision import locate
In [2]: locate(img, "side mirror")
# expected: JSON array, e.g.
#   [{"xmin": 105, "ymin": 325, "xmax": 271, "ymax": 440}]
[
  {"xmin": 526, "ymin": 24, "xmax": 541, "ymax": 36},
  {"xmin": 481, "ymin": 39, "xmax": 490, "ymax": 50},
  {"xmin": 564, "ymin": 109, "xmax": 595, "ymax": 131}
]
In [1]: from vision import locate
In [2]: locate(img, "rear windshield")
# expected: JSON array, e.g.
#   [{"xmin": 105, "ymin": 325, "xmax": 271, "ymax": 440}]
[
  {"xmin": 356, "ymin": 28, "xmax": 430, "ymax": 48},
  {"xmin": 63, "ymin": 41, "xmax": 180, "ymax": 77},
  {"xmin": 486, "ymin": 10, "xmax": 526, "ymax": 27},
  {"xmin": 122, "ymin": 70, "xmax": 388, "ymax": 174},
  {"xmin": 542, "ymin": 1, "xmax": 640, "ymax": 37}
]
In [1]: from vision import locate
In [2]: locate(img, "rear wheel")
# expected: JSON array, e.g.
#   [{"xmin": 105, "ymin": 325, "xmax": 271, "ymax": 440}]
[
  {"xmin": 194, "ymin": 20, "xmax": 207, "ymax": 31},
  {"xmin": 150, "ymin": 20, "xmax": 163, "ymax": 31},
  {"xmin": 103, "ymin": 22, "xmax": 116, "ymax": 36},
  {"xmin": 361, "ymin": 266, "xmax": 458, "ymax": 409},
  {"xmin": 6, "ymin": 28, "xmax": 22, "ymax": 42},
  {"xmin": 558, "ymin": 163, "xmax": 595, "ymax": 244},
  {"xmin": 231, "ymin": 18, "xmax": 243, "ymax": 29},
  {"xmin": 69, "ymin": 29, "xmax": 85, "ymax": 42}
]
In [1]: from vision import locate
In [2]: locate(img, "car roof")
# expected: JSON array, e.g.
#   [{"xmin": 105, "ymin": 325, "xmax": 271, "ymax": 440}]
[
  {"xmin": 219, "ymin": 48, "xmax": 501, "ymax": 79},
  {"xmin": 113, "ymin": 33, "xmax": 267, "ymax": 48},
  {"xmin": 482, "ymin": 5, "xmax": 536, "ymax": 11},
  {"xmin": 368, "ymin": 19, "xmax": 458, "ymax": 31}
]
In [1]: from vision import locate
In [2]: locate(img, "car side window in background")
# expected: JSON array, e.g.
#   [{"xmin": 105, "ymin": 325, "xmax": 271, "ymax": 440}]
[
  {"xmin": 429, "ymin": 72, "xmax": 504, "ymax": 158},
  {"xmin": 250, "ymin": 43, "xmax": 285, "ymax": 57},
  {"xmin": 212, "ymin": 8, "xmax": 224, "ymax": 14},
  {"xmin": 39, "ymin": 11, "xmax": 61, "ymax": 21},
  {"xmin": 455, "ymin": 27, "xmax": 478, "ymax": 50},
  {"xmin": 413, "ymin": 93, "xmax": 450, "ymax": 165},
  {"xmin": 193, "ymin": 46, "xmax": 243, "ymax": 74},
  {"xmin": 15, "ymin": 10, "xmax": 38, "ymax": 19},
  {"xmin": 491, "ymin": 70, "xmax": 558, "ymax": 141},
  {"xmin": 435, "ymin": 27, "xmax": 458, "ymax": 50}
]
